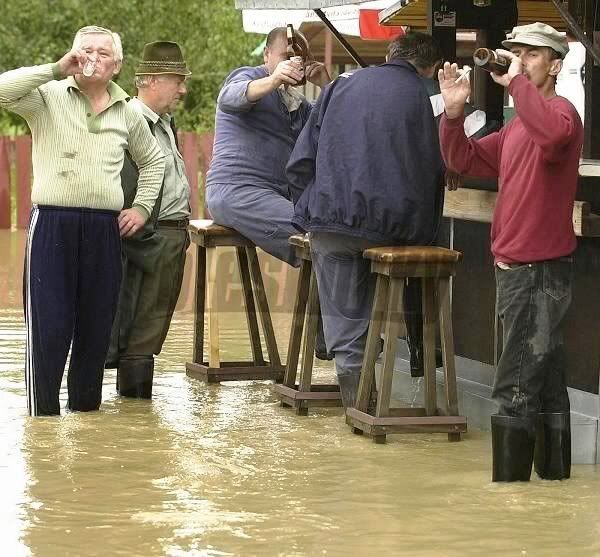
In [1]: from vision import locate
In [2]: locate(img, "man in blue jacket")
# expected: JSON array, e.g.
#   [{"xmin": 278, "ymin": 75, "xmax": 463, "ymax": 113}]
[{"xmin": 287, "ymin": 32, "xmax": 445, "ymax": 408}]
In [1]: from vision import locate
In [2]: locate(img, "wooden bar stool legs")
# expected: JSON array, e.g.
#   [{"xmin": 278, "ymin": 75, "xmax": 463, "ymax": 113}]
[
  {"xmin": 346, "ymin": 246, "xmax": 467, "ymax": 443},
  {"xmin": 185, "ymin": 220, "xmax": 285, "ymax": 383},
  {"xmin": 272, "ymin": 235, "xmax": 341, "ymax": 415}
]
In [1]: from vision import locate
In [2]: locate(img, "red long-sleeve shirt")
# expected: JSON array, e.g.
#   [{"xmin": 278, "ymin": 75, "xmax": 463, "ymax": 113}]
[{"xmin": 439, "ymin": 74, "xmax": 583, "ymax": 263}]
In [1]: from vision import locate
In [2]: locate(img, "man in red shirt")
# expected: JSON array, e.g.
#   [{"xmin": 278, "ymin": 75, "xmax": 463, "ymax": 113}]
[{"xmin": 438, "ymin": 22, "xmax": 583, "ymax": 481}]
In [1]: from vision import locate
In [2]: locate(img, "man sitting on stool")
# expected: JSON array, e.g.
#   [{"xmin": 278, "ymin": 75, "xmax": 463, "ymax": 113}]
[{"xmin": 287, "ymin": 32, "xmax": 445, "ymax": 409}]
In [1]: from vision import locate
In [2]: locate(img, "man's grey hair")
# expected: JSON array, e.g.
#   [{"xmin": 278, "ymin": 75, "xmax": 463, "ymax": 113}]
[
  {"xmin": 72, "ymin": 25, "xmax": 123, "ymax": 63},
  {"xmin": 135, "ymin": 75, "xmax": 153, "ymax": 89}
]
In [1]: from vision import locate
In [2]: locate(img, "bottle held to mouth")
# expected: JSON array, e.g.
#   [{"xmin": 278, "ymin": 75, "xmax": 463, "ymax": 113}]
[
  {"xmin": 286, "ymin": 24, "xmax": 306, "ymax": 86},
  {"xmin": 473, "ymin": 48, "xmax": 509, "ymax": 75},
  {"xmin": 82, "ymin": 57, "xmax": 97, "ymax": 77}
]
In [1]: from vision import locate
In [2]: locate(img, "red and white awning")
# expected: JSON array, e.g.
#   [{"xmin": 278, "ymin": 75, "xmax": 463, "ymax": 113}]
[{"xmin": 242, "ymin": 1, "xmax": 404, "ymax": 40}]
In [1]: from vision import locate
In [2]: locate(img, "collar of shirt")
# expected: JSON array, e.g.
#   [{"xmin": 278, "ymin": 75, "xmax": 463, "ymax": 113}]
[
  {"xmin": 382, "ymin": 59, "xmax": 419, "ymax": 75},
  {"xmin": 66, "ymin": 76, "xmax": 128, "ymax": 108},
  {"xmin": 129, "ymin": 97, "xmax": 174, "ymax": 129}
]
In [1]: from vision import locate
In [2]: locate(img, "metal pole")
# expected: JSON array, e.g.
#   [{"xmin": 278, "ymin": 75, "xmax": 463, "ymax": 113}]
[
  {"xmin": 550, "ymin": 0, "xmax": 600, "ymax": 66},
  {"xmin": 313, "ymin": 8, "xmax": 367, "ymax": 67}
]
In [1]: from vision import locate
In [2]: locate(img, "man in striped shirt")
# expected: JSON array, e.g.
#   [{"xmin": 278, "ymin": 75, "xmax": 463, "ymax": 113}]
[{"xmin": 0, "ymin": 25, "xmax": 165, "ymax": 416}]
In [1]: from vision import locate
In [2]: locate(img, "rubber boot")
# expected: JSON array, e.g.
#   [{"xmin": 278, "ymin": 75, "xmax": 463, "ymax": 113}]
[
  {"xmin": 337, "ymin": 373, "xmax": 360, "ymax": 410},
  {"xmin": 534, "ymin": 412, "xmax": 571, "ymax": 480},
  {"xmin": 491, "ymin": 414, "xmax": 536, "ymax": 482},
  {"xmin": 315, "ymin": 313, "xmax": 334, "ymax": 361},
  {"xmin": 117, "ymin": 357, "xmax": 154, "ymax": 399}
]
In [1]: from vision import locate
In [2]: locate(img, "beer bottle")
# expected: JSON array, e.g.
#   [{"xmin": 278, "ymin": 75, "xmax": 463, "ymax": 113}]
[
  {"xmin": 473, "ymin": 48, "xmax": 510, "ymax": 75},
  {"xmin": 286, "ymin": 24, "xmax": 306, "ymax": 86}
]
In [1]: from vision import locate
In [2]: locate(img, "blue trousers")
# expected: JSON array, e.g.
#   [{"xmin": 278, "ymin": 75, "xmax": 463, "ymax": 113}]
[
  {"xmin": 24, "ymin": 206, "xmax": 122, "ymax": 416},
  {"xmin": 206, "ymin": 183, "xmax": 300, "ymax": 267},
  {"xmin": 493, "ymin": 258, "xmax": 572, "ymax": 418},
  {"xmin": 310, "ymin": 232, "xmax": 391, "ymax": 379}
]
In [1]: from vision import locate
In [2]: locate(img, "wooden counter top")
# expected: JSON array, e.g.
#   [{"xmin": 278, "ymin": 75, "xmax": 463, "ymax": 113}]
[
  {"xmin": 580, "ymin": 159, "xmax": 600, "ymax": 178},
  {"xmin": 443, "ymin": 188, "xmax": 600, "ymax": 237}
]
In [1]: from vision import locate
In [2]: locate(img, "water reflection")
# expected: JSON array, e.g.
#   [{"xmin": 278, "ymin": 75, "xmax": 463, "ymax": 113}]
[{"xmin": 2, "ymin": 230, "xmax": 600, "ymax": 556}]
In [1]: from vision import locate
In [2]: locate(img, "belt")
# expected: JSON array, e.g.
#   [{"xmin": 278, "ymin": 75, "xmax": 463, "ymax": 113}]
[
  {"xmin": 157, "ymin": 218, "xmax": 189, "ymax": 230},
  {"xmin": 496, "ymin": 256, "xmax": 573, "ymax": 270}
]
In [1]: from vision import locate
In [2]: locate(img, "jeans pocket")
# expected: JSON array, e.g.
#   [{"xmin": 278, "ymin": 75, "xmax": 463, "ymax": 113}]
[{"xmin": 542, "ymin": 261, "xmax": 572, "ymax": 302}]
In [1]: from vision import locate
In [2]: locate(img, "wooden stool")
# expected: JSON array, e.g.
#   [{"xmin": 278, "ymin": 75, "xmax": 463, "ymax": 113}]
[
  {"xmin": 185, "ymin": 219, "xmax": 285, "ymax": 383},
  {"xmin": 272, "ymin": 234, "xmax": 341, "ymax": 415},
  {"xmin": 345, "ymin": 246, "xmax": 468, "ymax": 443}
]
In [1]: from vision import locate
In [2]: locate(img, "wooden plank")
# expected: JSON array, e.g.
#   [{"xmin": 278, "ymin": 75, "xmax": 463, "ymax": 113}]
[
  {"xmin": 579, "ymin": 159, "xmax": 600, "ymax": 177},
  {"xmin": 246, "ymin": 247, "xmax": 282, "ymax": 367},
  {"xmin": 283, "ymin": 260, "xmax": 311, "ymax": 387},
  {"xmin": 0, "ymin": 137, "xmax": 10, "ymax": 229},
  {"xmin": 237, "ymin": 247, "xmax": 265, "ymax": 366},
  {"xmin": 438, "ymin": 277, "xmax": 459, "ymax": 416},
  {"xmin": 298, "ymin": 271, "xmax": 320, "ymax": 392},
  {"xmin": 347, "ymin": 407, "xmax": 467, "ymax": 427},
  {"xmin": 15, "ymin": 136, "xmax": 31, "ymax": 229},
  {"xmin": 206, "ymin": 247, "xmax": 220, "ymax": 368},
  {"xmin": 192, "ymin": 245, "xmax": 206, "ymax": 365},
  {"xmin": 444, "ymin": 188, "xmax": 600, "ymax": 237},
  {"xmin": 356, "ymin": 275, "xmax": 389, "ymax": 412},
  {"xmin": 186, "ymin": 362, "xmax": 285, "ymax": 384},
  {"xmin": 178, "ymin": 131, "xmax": 199, "ymax": 219},
  {"xmin": 380, "ymin": 0, "xmax": 566, "ymax": 30},
  {"xmin": 376, "ymin": 278, "xmax": 404, "ymax": 418},
  {"xmin": 422, "ymin": 278, "xmax": 438, "ymax": 416}
]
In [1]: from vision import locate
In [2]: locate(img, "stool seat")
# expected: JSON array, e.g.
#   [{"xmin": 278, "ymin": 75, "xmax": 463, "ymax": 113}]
[
  {"xmin": 288, "ymin": 234, "xmax": 310, "ymax": 249},
  {"xmin": 188, "ymin": 219, "xmax": 254, "ymax": 248},
  {"xmin": 363, "ymin": 246, "xmax": 463, "ymax": 265}
]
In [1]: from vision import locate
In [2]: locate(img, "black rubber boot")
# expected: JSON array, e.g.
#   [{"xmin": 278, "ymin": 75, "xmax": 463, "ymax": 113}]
[
  {"xmin": 117, "ymin": 357, "xmax": 154, "ymax": 399},
  {"xmin": 491, "ymin": 414, "xmax": 536, "ymax": 482},
  {"xmin": 337, "ymin": 374, "xmax": 360, "ymax": 410},
  {"xmin": 534, "ymin": 412, "xmax": 571, "ymax": 480}
]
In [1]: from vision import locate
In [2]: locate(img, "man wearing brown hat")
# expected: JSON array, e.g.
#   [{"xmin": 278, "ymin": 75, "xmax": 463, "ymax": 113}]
[
  {"xmin": 438, "ymin": 22, "xmax": 583, "ymax": 482},
  {"xmin": 107, "ymin": 41, "xmax": 191, "ymax": 399}
]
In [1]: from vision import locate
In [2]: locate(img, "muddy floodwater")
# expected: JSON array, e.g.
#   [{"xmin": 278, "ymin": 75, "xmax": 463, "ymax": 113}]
[{"xmin": 2, "ymin": 230, "xmax": 600, "ymax": 557}]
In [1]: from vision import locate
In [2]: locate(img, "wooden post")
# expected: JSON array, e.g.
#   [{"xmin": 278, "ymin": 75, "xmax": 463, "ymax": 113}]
[
  {"xmin": 15, "ymin": 135, "xmax": 31, "ymax": 229},
  {"xmin": 428, "ymin": 0, "xmax": 456, "ymax": 65},
  {"xmin": 198, "ymin": 132, "xmax": 214, "ymax": 218},
  {"xmin": 473, "ymin": 28, "xmax": 506, "ymax": 127},
  {"xmin": 582, "ymin": 0, "xmax": 600, "ymax": 159},
  {"xmin": 178, "ymin": 131, "xmax": 199, "ymax": 218},
  {"xmin": 0, "ymin": 137, "xmax": 11, "ymax": 229}
]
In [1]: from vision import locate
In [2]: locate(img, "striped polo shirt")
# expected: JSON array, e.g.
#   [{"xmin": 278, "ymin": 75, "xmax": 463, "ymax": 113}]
[{"xmin": 0, "ymin": 63, "xmax": 165, "ymax": 219}]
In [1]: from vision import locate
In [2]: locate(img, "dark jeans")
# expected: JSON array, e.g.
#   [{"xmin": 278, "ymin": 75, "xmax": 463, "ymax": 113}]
[{"xmin": 492, "ymin": 258, "xmax": 573, "ymax": 418}]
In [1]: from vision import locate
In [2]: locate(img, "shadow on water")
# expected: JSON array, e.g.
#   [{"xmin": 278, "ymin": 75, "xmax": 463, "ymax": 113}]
[{"xmin": 2, "ymin": 230, "xmax": 600, "ymax": 556}]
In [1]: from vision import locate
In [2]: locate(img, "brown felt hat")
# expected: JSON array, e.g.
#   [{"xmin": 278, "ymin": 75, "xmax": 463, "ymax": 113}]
[{"xmin": 135, "ymin": 41, "xmax": 191, "ymax": 76}]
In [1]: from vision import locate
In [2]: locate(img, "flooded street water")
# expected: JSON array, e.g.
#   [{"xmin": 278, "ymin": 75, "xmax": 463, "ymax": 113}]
[{"xmin": 2, "ymin": 229, "xmax": 600, "ymax": 556}]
